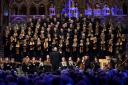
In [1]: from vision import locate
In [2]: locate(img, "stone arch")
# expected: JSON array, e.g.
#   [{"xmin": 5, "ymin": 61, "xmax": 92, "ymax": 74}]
[
  {"xmin": 19, "ymin": 3, "xmax": 27, "ymax": 15},
  {"xmin": 38, "ymin": 4, "xmax": 45, "ymax": 15},
  {"xmin": 122, "ymin": 2, "xmax": 127, "ymax": 15},
  {"xmin": 30, "ymin": 4, "xmax": 37, "ymax": 15},
  {"xmin": 11, "ymin": 17, "xmax": 26, "ymax": 25},
  {"xmin": 11, "ymin": 4, "xmax": 18, "ymax": 15}
]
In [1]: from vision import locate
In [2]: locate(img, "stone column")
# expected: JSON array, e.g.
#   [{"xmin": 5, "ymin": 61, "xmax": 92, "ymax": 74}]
[
  {"xmin": 0, "ymin": 0, "xmax": 2, "ymax": 27},
  {"xmin": 36, "ymin": 6, "xmax": 39, "ymax": 15},
  {"xmin": 45, "ymin": 5, "xmax": 48, "ymax": 16},
  {"xmin": 27, "ymin": 4, "xmax": 30, "ymax": 15},
  {"xmin": 54, "ymin": 0, "xmax": 63, "ymax": 15},
  {"xmin": 80, "ymin": 0, "xmax": 86, "ymax": 14},
  {"xmin": 3, "ymin": 0, "xmax": 9, "ymax": 26},
  {"xmin": 126, "ymin": 34, "xmax": 128, "ymax": 58}
]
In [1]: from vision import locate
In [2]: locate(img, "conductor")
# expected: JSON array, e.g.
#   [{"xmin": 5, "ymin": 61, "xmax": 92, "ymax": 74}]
[{"xmin": 50, "ymin": 47, "xmax": 61, "ymax": 71}]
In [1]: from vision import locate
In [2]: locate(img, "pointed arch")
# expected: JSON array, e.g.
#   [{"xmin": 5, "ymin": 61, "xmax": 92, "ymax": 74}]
[
  {"xmin": 39, "ymin": 4, "xmax": 45, "ymax": 15},
  {"xmin": 122, "ymin": 2, "xmax": 127, "ymax": 15},
  {"xmin": 11, "ymin": 4, "xmax": 18, "ymax": 15},
  {"xmin": 19, "ymin": 4, "xmax": 27, "ymax": 15},
  {"xmin": 30, "ymin": 4, "xmax": 37, "ymax": 15}
]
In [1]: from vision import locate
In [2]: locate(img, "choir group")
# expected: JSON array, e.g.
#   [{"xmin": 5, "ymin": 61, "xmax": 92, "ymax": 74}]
[
  {"xmin": 3, "ymin": 15, "xmax": 127, "ymax": 73},
  {"xmin": 4, "ymin": 15, "xmax": 126, "ymax": 58}
]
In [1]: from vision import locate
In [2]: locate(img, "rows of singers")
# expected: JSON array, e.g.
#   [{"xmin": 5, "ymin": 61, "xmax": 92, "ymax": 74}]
[{"xmin": 4, "ymin": 16, "xmax": 126, "ymax": 60}]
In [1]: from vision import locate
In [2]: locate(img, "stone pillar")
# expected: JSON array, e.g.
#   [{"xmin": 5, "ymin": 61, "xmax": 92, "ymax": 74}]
[
  {"xmin": 126, "ymin": 34, "xmax": 128, "ymax": 58},
  {"xmin": 0, "ymin": 0, "xmax": 2, "ymax": 27},
  {"xmin": 127, "ymin": 0, "xmax": 128, "ymax": 15},
  {"xmin": 54, "ymin": 0, "xmax": 63, "ymax": 15},
  {"xmin": 27, "ymin": 7, "xmax": 30, "ymax": 17},
  {"xmin": 45, "ymin": 5, "xmax": 48, "ymax": 16},
  {"xmin": 17, "ymin": 4, "xmax": 20, "ymax": 15},
  {"xmin": 0, "ymin": 0, "xmax": 3, "ymax": 47},
  {"xmin": 36, "ymin": 6, "xmax": 39, "ymax": 15},
  {"xmin": 27, "ymin": 3, "xmax": 30, "ymax": 15},
  {"xmin": 79, "ymin": 0, "xmax": 86, "ymax": 14},
  {"xmin": 3, "ymin": 0, "xmax": 9, "ymax": 26}
]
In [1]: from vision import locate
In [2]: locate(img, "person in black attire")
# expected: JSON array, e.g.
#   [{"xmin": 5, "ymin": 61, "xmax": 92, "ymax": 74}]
[
  {"xmin": 68, "ymin": 57, "xmax": 75, "ymax": 69},
  {"xmin": 10, "ymin": 58, "xmax": 17, "ymax": 70},
  {"xmin": 37, "ymin": 57, "xmax": 44, "ymax": 73},
  {"xmin": 3, "ymin": 57, "xmax": 11, "ymax": 71},
  {"xmin": 60, "ymin": 57, "xmax": 68, "ymax": 70},
  {"xmin": 22, "ymin": 56, "xmax": 30, "ymax": 75},
  {"xmin": 83, "ymin": 55, "xmax": 91, "ymax": 71},
  {"xmin": 76, "ymin": 57, "xmax": 81, "ymax": 68},
  {"xmin": 50, "ymin": 47, "xmax": 61, "ymax": 71},
  {"xmin": 43, "ymin": 55, "xmax": 52, "ymax": 72},
  {"xmin": 92, "ymin": 57, "xmax": 100, "ymax": 71},
  {"xmin": 106, "ymin": 56, "xmax": 115, "ymax": 70},
  {"xmin": 29, "ymin": 57, "xmax": 38, "ymax": 74}
]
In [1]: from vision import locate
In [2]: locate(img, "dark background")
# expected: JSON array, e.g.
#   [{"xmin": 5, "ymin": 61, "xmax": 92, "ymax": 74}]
[{"xmin": 0, "ymin": 0, "xmax": 2, "ymax": 27}]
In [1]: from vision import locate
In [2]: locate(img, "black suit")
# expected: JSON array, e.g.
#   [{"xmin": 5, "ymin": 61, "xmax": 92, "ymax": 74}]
[{"xmin": 50, "ymin": 51, "xmax": 61, "ymax": 71}]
